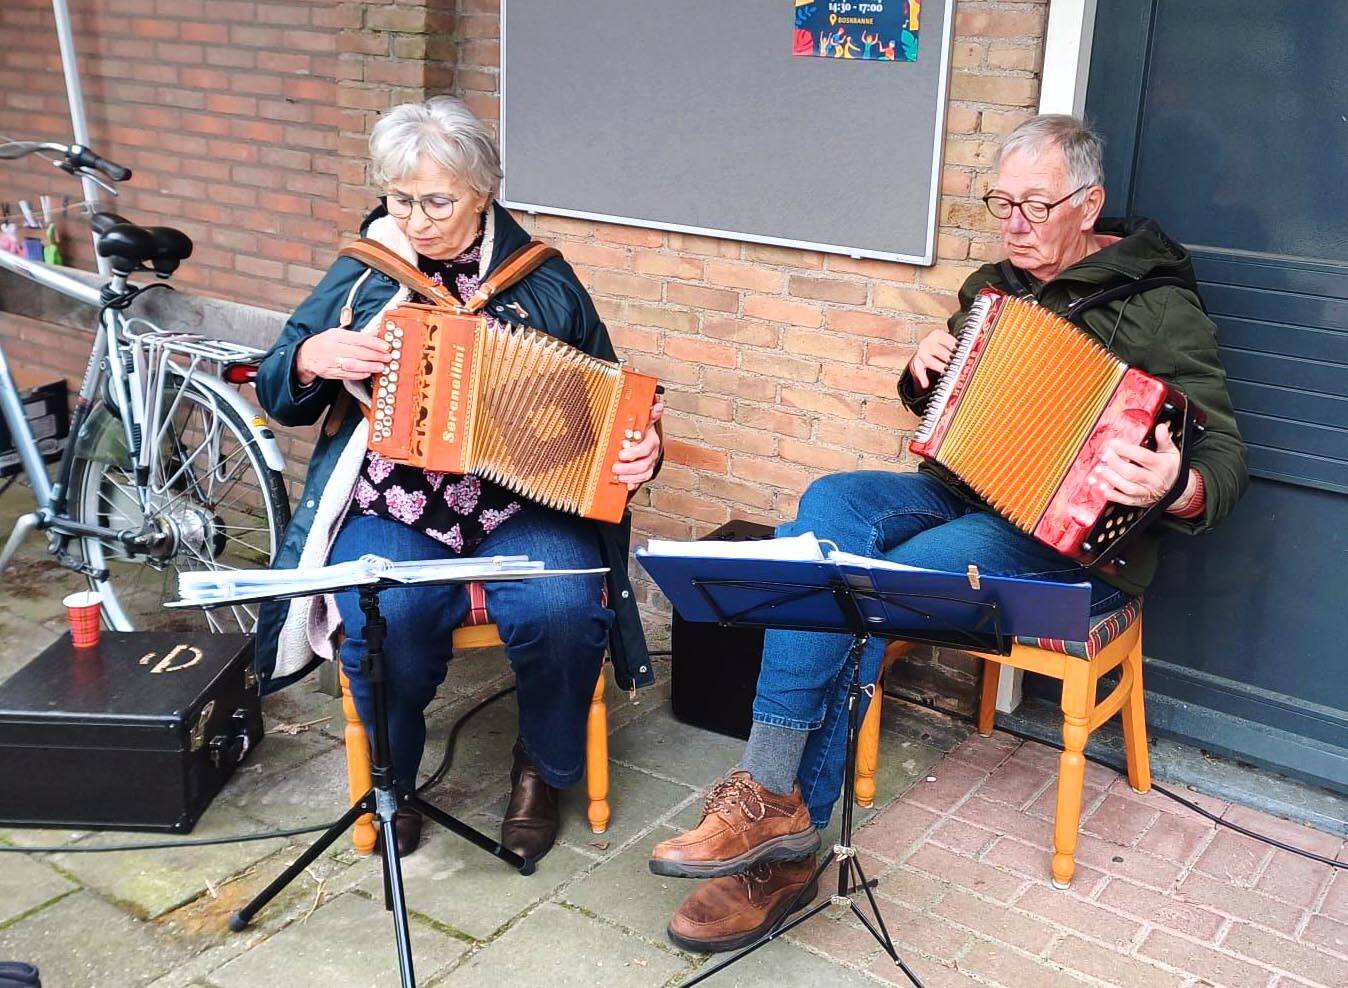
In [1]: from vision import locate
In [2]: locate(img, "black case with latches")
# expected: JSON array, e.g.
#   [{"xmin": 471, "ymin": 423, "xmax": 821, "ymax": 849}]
[{"xmin": 0, "ymin": 631, "xmax": 262, "ymax": 832}]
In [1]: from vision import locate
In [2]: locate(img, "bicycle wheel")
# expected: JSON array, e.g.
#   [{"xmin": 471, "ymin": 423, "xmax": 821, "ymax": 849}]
[{"xmin": 68, "ymin": 374, "xmax": 290, "ymax": 634}]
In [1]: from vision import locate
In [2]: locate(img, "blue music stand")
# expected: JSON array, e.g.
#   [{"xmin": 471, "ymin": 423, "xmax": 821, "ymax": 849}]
[{"xmin": 638, "ymin": 550, "xmax": 1091, "ymax": 988}]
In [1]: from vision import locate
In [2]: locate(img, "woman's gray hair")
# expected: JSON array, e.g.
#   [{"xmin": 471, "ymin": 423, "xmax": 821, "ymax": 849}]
[
  {"xmin": 996, "ymin": 114, "xmax": 1105, "ymax": 204},
  {"xmin": 369, "ymin": 96, "xmax": 503, "ymax": 198}
]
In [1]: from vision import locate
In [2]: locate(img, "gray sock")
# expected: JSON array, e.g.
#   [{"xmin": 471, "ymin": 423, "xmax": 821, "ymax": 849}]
[{"xmin": 740, "ymin": 721, "xmax": 810, "ymax": 796}]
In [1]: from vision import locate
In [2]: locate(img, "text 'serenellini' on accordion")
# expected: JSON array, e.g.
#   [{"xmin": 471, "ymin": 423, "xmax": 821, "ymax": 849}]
[
  {"xmin": 910, "ymin": 289, "xmax": 1204, "ymax": 572},
  {"xmin": 368, "ymin": 305, "xmax": 658, "ymax": 525}
]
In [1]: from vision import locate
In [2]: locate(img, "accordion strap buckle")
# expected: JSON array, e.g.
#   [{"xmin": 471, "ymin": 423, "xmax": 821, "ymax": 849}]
[{"xmin": 966, "ymin": 565, "xmax": 981, "ymax": 591}]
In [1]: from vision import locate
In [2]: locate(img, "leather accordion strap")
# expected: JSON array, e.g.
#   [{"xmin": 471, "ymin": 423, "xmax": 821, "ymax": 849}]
[
  {"xmin": 337, "ymin": 238, "xmax": 462, "ymax": 308},
  {"xmin": 996, "ymin": 259, "xmax": 1034, "ymax": 298},
  {"xmin": 337, "ymin": 237, "xmax": 562, "ymax": 315},
  {"xmin": 462, "ymin": 241, "xmax": 560, "ymax": 313}
]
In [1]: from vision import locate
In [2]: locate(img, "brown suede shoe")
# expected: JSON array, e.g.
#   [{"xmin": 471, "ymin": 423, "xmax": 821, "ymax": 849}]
[
  {"xmin": 650, "ymin": 771, "xmax": 819, "ymax": 878},
  {"xmin": 374, "ymin": 805, "xmax": 424, "ymax": 858},
  {"xmin": 501, "ymin": 739, "xmax": 560, "ymax": 863},
  {"xmin": 667, "ymin": 856, "xmax": 819, "ymax": 953}
]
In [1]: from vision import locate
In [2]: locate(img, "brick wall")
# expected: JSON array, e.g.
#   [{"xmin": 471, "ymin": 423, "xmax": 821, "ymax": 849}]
[
  {"xmin": 1, "ymin": 0, "xmax": 1049, "ymax": 714},
  {"xmin": 0, "ymin": 0, "xmax": 348, "ymax": 311}
]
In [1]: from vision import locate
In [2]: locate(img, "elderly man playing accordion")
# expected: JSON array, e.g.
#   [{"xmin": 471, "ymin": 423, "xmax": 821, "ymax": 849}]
[{"xmin": 650, "ymin": 114, "xmax": 1248, "ymax": 952}]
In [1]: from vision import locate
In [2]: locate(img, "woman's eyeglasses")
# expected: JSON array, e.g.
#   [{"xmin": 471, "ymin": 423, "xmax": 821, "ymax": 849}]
[{"xmin": 382, "ymin": 193, "xmax": 458, "ymax": 222}]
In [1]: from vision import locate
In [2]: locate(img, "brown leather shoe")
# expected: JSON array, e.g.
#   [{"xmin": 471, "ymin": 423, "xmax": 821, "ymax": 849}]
[
  {"xmin": 375, "ymin": 805, "xmax": 424, "ymax": 858},
  {"xmin": 651, "ymin": 771, "xmax": 819, "ymax": 878},
  {"xmin": 501, "ymin": 739, "xmax": 560, "ymax": 863},
  {"xmin": 667, "ymin": 856, "xmax": 819, "ymax": 953}
]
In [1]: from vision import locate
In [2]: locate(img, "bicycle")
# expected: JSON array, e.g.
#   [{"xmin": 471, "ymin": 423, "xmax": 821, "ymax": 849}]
[{"xmin": 0, "ymin": 139, "xmax": 290, "ymax": 635}]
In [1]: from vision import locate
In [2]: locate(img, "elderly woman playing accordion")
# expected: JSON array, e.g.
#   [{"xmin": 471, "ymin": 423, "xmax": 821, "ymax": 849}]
[{"xmin": 254, "ymin": 97, "xmax": 663, "ymax": 861}]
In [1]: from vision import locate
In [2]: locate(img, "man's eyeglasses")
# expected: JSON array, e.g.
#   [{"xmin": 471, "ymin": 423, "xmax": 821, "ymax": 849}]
[
  {"xmin": 382, "ymin": 193, "xmax": 459, "ymax": 222},
  {"xmin": 982, "ymin": 185, "xmax": 1088, "ymax": 223}
]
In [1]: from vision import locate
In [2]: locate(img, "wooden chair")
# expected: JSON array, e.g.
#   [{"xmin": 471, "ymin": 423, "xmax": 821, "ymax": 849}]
[
  {"xmin": 855, "ymin": 599, "xmax": 1148, "ymax": 888},
  {"xmin": 340, "ymin": 581, "xmax": 611, "ymax": 854}
]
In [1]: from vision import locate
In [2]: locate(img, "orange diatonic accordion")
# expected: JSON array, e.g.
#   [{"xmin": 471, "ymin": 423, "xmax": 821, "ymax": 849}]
[
  {"xmin": 368, "ymin": 305, "xmax": 658, "ymax": 524},
  {"xmin": 910, "ymin": 289, "xmax": 1196, "ymax": 570}
]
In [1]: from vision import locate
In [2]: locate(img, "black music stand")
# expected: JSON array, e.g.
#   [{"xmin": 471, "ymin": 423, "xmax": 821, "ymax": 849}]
[
  {"xmin": 649, "ymin": 566, "xmax": 1013, "ymax": 988},
  {"xmin": 172, "ymin": 559, "xmax": 602, "ymax": 988}
]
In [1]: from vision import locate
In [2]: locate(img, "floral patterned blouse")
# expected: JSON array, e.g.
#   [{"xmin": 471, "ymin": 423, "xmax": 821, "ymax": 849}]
[{"xmin": 351, "ymin": 226, "xmax": 523, "ymax": 553}]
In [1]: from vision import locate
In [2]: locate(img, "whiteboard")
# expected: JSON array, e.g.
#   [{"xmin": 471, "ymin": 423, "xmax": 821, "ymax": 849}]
[{"xmin": 500, "ymin": 0, "xmax": 956, "ymax": 265}]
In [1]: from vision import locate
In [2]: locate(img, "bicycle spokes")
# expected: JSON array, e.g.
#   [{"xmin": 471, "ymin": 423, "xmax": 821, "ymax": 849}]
[{"xmin": 71, "ymin": 379, "xmax": 285, "ymax": 634}]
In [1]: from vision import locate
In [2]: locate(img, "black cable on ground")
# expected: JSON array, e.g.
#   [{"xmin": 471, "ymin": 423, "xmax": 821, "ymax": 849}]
[
  {"xmin": 416, "ymin": 683, "xmax": 518, "ymax": 794},
  {"xmin": 0, "ymin": 822, "xmax": 336, "ymax": 854},
  {"xmin": 999, "ymin": 725, "xmax": 1345, "ymax": 871},
  {"xmin": 0, "ymin": 682, "xmax": 519, "ymax": 855}
]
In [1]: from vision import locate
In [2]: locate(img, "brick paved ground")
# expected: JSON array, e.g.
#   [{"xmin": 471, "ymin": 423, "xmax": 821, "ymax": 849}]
[
  {"xmin": 799, "ymin": 726, "xmax": 1348, "ymax": 988},
  {"xmin": 1, "ymin": 489, "xmax": 1346, "ymax": 987}
]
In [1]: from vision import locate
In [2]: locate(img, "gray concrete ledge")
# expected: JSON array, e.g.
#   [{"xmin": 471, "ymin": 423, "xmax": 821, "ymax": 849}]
[{"xmin": 0, "ymin": 266, "xmax": 286, "ymax": 351}]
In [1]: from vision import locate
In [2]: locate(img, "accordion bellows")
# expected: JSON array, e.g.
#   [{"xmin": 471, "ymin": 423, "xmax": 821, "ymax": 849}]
[
  {"xmin": 369, "ymin": 305, "xmax": 658, "ymax": 524},
  {"xmin": 910, "ymin": 289, "xmax": 1189, "ymax": 568}
]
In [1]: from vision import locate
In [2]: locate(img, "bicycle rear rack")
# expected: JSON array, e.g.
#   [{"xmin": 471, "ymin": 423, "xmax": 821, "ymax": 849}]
[{"xmin": 121, "ymin": 319, "xmax": 267, "ymax": 369}]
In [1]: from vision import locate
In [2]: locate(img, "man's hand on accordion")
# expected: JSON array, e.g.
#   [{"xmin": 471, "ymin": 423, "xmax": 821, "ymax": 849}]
[
  {"xmin": 1092, "ymin": 423, "xmax": 1186, "ymax": 508},
  {"xmin": 612, "ymin": 401, "xmax": 664, "ymax": 492},
  {"xmin": 908, "ymin": 329, "xmax": 958, "ymax": 389},
  {"xmin": 294, "ymin": 328, "xmax": 393, "ymax": 387}
]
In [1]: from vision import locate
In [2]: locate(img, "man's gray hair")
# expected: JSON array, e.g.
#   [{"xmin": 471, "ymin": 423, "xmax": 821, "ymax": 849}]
[
  {"xmin": 369, "ymin": 96, "xmax": 503, "ymax": 197},
  {"xmin": 996, "ymin": 114, "xmax": 1105, "ymax": 204}
]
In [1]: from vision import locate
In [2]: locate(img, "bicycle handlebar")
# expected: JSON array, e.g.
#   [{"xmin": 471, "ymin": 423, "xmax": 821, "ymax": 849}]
[
  {"xmin": 0, "ymin": 141, "xmax": 46, "ymax": 160},
  {"xmin": 67, "ymin": 144, "xmax": 131, "ymax": 182},
  {"xmin": 0, "ymin": 140, "xmax": 132, "ymax": 183}
]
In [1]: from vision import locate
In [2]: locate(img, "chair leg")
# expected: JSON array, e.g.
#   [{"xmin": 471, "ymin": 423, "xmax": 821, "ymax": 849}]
[
  {"xmin": 585, "ymin": 669, "xmax": 610, "ymax": 834},
  {"xmin": 1052, "ymin": 661, "xmax": 1092, "ymax": 889},
  {"xmin": 1119, "ymin": 638, "xmax": 1152, "ymax": 794},
  {"xmin": 854, "ymin": 683, "xmax": 884, "ymax": 809},
  {"xmin": 339, "ymin": 668, "xmax": 377, "ymax": 855},
  {"xmin": 978, "ymin": 658, "xmax": 1000, "ymax": 737}
]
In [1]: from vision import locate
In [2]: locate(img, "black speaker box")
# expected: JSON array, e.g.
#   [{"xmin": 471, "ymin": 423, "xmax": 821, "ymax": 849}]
[{"xmin": 670, "ymin": 519, "xmax": 776, "ymax": 740}]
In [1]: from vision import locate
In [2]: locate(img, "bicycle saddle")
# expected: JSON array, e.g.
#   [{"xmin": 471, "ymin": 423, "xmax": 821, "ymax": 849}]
[{"xmin": 93, "ymin": 213, "xmax": 193, "ymax": 277}]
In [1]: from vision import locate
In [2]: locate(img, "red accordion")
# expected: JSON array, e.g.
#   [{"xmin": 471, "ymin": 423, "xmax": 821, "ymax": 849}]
[{"xmin": 909, "ymin": 289, "xmax": 1200, "ymax": 571}]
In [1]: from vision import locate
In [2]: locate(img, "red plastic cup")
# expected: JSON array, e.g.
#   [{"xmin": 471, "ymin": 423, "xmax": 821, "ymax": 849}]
[{"xmin": 63, "ymin": 590, "xmax": 103, "ymax": 648}]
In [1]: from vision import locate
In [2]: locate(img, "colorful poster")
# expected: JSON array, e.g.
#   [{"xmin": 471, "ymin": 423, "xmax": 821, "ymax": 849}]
[{"xmin": 794, "ymin": 0, "xmax": 920, "ymax": 62}]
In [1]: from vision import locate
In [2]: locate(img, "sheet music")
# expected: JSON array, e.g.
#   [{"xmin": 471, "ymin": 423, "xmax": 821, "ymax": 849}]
[
  {"xmin": 642, "ymin": 532, "xmax": 826, "ymax": 562},
  {"xmin": 826, "ymin": 550, "xmax": 922, "ymax": 573},
  {"xmin": 378, "ymin": 556, "xmax": 542, "ymax": 583},
  {"xmin": 176, "ymin": 557, "xmax": 383, "ymax": 604},
  {"xmin": 639, "ymin": 535, "xmax": 925, "ymax": 573},
  {"xmin": 172, "ymin": 554, "xmax": 606, "ymax": 607}
]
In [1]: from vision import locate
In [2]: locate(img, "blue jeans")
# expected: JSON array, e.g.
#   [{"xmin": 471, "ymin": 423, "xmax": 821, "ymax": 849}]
[
  {"xmin": 331, "ymin": 509, "xmax": 611, "ymax": 790},
  {"xmin": 757, "ymin": 471, "xmax": 1125, "ymax": 828}
]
